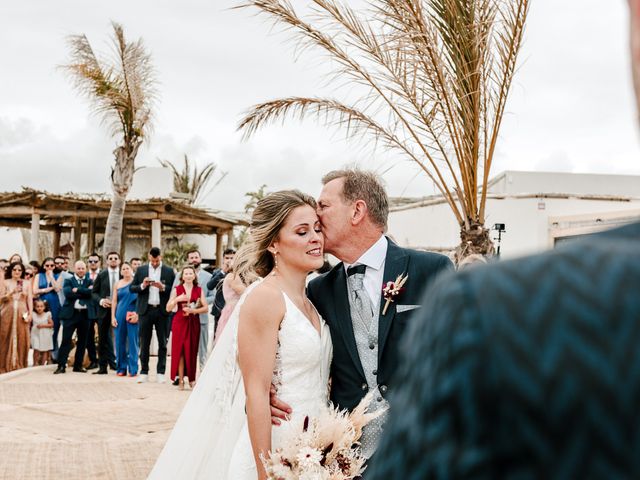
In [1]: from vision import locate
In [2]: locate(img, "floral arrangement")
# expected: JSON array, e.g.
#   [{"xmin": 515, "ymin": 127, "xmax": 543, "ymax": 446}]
[
  {"xmin": 381, "ymin": 273, "xmax": 408, "ymax": 315},
  {"xmin": 262, "ymin": 393, "xmax": 385, "ymax": 480}
]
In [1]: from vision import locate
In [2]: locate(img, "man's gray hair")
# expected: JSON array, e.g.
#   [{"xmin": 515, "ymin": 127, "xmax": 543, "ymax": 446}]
[{"xmin": 322, "ymin": 169, "xmax": 389, "ymax": 228}]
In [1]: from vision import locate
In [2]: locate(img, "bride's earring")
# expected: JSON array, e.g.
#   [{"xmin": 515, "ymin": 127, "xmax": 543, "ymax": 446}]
[{"xmin": 274, "ymin": 251, "xmax": 279, "ymax": 269}]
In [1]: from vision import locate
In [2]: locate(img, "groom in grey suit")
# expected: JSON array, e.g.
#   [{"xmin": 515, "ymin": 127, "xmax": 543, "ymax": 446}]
[{"xmin": 272, "ymin": 169, "xmax": 453, "ymax": 462}]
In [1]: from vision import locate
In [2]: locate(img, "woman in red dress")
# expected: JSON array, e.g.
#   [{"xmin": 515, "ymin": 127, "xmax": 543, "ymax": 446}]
[{"xmin": 167, "ymin": 266, "xmax": 209, "ymax": 390}]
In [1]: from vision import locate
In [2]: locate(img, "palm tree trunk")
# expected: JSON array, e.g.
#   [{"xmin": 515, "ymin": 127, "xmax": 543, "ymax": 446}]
[
  {"xmin": 630, "ymin": 0, "xmax": 640, "ymax": 123},
  {"xmin": 102, "ymin": 144, "xmax": 139, "ymax": 255},
  {"xmin": 456, "ymin": 221, "xmax": 494, "ymax": 262}
]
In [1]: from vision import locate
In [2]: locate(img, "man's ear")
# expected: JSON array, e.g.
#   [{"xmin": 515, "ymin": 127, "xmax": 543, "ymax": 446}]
[{"xmin": 351, "ymin": 199, "xmax": 368, "ymax": 225}]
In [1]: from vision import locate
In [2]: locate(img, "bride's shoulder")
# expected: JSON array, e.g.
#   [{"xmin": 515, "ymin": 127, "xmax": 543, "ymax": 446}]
[{"xmin": 239, "ymin": 280, "xmax": 286, "ymax": 325}]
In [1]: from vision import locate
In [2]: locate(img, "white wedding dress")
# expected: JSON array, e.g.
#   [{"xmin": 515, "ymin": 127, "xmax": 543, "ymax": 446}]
[{"xmin": 149, "ymin": 280, "xmax": 333, "ymax": 479}]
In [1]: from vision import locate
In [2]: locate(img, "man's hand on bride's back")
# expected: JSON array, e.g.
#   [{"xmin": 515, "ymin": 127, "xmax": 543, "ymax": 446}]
[{"xmin": 270, "ymin": 384, "xmax": 292, "ymax": 426}]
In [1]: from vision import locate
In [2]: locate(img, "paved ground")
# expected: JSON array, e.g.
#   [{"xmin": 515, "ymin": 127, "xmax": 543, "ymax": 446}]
[{"xmin": 0, "ymin": 361, "xmax": 189, "ymax": 480}]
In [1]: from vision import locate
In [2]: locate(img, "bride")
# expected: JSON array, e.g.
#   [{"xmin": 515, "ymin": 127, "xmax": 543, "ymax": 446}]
[{"xmin": 149, "ymin": 190, "xmax": 332, "ymax": 479}]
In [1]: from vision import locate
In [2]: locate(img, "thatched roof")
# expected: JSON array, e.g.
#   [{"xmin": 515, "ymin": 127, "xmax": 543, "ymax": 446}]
[{"xmin": 0, "ymin": 188, "xmax": 248, "ymax": 236}]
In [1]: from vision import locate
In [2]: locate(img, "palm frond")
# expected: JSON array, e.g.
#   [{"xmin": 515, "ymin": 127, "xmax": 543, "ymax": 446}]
[
  {"xmin": 159, "ymin": 154, "xmax": 225, "ymax": 204},
  {"xmin": 238, "ymin": 0, "xmax": 530, "ymax": 250}
]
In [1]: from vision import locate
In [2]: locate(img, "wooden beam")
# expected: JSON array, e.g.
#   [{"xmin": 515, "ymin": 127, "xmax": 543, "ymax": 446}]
[
  {"xmin": 87, "ymin": 218, "xmax": 96, "ymax": 255},
  {"xmin": 151, "ymin": 219, "xmax": 161, "ymax": 248},
  {"xmin": 73, "ymin": 217, "xmax": 82, "ymax": 261},
  {"xmin": 29, "ymin": 213, "xmax": 40, "ymax": 262},
  {"xmin": 158, "ymin": 213, "xmax": 234, "ymax": 230},
  {"xmin": 53, "ymin": 226, "xmax": 61, "ymax": 256},
  {"xmin": 216, "ymin": 231, "xmax": 224, "ymax": 268}
]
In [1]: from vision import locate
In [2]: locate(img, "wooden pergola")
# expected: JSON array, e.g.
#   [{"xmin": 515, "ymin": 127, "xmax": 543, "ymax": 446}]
[{"xmin": 0, "ymin": 189, "xmax": 248, "ymax": 266}]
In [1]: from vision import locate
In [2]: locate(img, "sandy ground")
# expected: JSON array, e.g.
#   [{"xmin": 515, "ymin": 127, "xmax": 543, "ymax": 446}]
[{"xmin": 0, "ymin": 360, "xmax": 189, "ymax": 480}]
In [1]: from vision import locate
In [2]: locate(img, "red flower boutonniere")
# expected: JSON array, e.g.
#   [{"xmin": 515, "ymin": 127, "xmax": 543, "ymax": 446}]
[{"xmin": 382, "ymin": 273, "xmax": 408, "ymax": 315}]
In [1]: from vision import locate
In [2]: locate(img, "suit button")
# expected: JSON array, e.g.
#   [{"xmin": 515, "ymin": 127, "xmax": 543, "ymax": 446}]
[
  {"xmin": 377, "ymin": 396, "xmax": 383, "ymax": 402},
  {"xmin": 380, "ymin": 385, "xmax": 387, "ymax": 393},
  {"xmin": 369, "ymin": 343, "xmax": 375, "ymax": 350},
  {"xmin": 361, "ymin": 383, "xmax": 368, "ymax": 391},
  {"xmin": 372, "ymin": 369, "xmax": 377, "ymax": 376}
]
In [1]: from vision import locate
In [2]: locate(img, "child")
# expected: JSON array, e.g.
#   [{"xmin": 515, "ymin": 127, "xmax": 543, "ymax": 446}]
[{"xmin": 31, "ymin": 299, "xmax": 54, "ymax": 365}]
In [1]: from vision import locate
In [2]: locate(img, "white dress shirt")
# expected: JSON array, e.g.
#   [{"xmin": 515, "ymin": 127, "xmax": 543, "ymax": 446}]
[
  {"xmin": 148, "ymin": 263, "xmax": 162, "ymax": 306},
  {"xmin": 343, "ymin": 235, "xmax": 388, "ymax": 314},
  {"xmin": 73, "ymin": 275, "xmax": 87, "ymax": 310}
]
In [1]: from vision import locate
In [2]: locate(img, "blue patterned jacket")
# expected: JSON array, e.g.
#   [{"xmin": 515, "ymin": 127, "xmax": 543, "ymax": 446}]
[{"xmin": 369, "ymin": 222, "xmax": 640, "ymax": 479}]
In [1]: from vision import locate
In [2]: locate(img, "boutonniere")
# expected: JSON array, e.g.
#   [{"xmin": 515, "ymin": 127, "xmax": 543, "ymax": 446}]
[{"xmin": 382, "ymin": 273, "xmax": 408, "ymax": 315}]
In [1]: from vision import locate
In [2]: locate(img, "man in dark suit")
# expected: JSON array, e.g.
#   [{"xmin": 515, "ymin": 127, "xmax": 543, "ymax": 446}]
[
  {"xmin": 271, "ymin": 169, "xmax": 453, "ymax": 461},
  {"xmin": 130, "ymin": 247, "xmax": 175, "ymax": 383},
  {"xmin": 54, "ymin": 260, "xmax": 93, "ymax": 374},
  {"xmin": 90, "ymin": 251, "xmax": 121, "ymax": 375},
  {"xmin": 369, "ymin": 222, "xmax": 640, "ymax": 479}
]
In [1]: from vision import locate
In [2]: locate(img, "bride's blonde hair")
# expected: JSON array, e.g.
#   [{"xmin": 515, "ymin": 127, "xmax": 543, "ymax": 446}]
[{"xmin": 234, "ymin": 190, "xmax": 317, "ymax": 283}]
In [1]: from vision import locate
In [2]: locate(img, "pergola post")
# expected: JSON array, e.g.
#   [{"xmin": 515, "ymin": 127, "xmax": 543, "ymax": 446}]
[
  {"xmin": 151, "ymin": 219, "xmax": 162, "ymax": 248},
  {"xmin": 87, "ymin": 218, "xmax": 96, "ymax": 255},
  {"xmin": 216, "ymin": 230, "xmax": 224, "ymax": 268},
  {"xmin": 53, "ymin": 226, "xmax": 61, "ymax": 256},
  {"xmin": 73, "ymin": 217, "xmax": 82, "ymax": 261},
  {"xmin": 226, "ymin": 229, "xmax": 234, "ymax": 249},
  {"xmin": 29, "ymin": 213, "xmax": 40, "ymax": 262}
]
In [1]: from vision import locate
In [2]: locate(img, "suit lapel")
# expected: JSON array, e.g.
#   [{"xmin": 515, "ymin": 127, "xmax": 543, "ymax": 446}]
[
  {"xmin": 378, "ymin": 241, "xmax": 409, "ymax": 361},
  {"xmin": 332, "ymin": 266, "xmax": 366, "ymax": 379}
]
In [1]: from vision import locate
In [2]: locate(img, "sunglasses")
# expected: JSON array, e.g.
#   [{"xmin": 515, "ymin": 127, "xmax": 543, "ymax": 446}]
[
  {"xmin": 88, "ymin": 260, "xmax": 99, "ymax": 264},
  {"xmin": 44, "ymin": 264, "xmax": 55, "ymax": 268},
  {"xmin": 107, "ymin": 257, "xmax": 119, "ymax": 261},
  {"xmin": 25, "ymin": 273, "xmax": 33, "ymax": 277},
  {"xmin": 54, "ymin": 262, "xmax": 64, "ymax": 266}
]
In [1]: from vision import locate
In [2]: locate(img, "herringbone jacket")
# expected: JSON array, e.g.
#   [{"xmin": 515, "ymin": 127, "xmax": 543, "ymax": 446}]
[{"xmin": 369, "ymin": 222, "xmax": 640, "ymax": 480}]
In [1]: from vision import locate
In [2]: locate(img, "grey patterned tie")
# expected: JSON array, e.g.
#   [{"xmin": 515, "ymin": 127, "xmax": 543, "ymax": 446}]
[
  {"xmin": 347, "ymin": 265, "xmax": 374, "ymax": 323},
  {"xmin": 110, "ymin": 270, "xmax": 116, "ymax": 296},
  {"xmin": 346, "ymin": 264, "xmax": 387, "ymax": 459}
]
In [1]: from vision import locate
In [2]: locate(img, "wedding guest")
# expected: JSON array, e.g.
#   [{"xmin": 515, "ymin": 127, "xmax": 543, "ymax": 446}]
[
  {"xmin": 185, "ymin": 249, "xmax": 214, "ymax": 370},
  {"xmin": 0, "ymin": 262, "xmax": 33, "ymax": 373},
  {"xmin": 31, "ymin": 298, "xmax": 53, "ymax": 366},
  {"xmin": 24, "ymin": 265, "xmax": 35, "ymax": 284},
  {"xmin": 369, "ymin": 222, "xmax": 640, "ymax": 479},
  {"xmin": 8, "ymin": 253, "xmax": 23, "ymax": 264},
  {"xmin": 111, "ymin": 262, "xmax": 139, "ymax": 377},
  {"xmin": 212, "ymin": 267, "xmax": 246, "ymax": 342},
  {"xmin": 91, "ymin": 252, "xmax": 120, "ymax": 374},
  {"xmin": 34, "ymin": 258, "xmax": 63, "ymax": 360},
  {"xmin": 131, "ymin": 247, "xmax": 175, "ymax": 384},
  {"xmin": 29, "ymin": 260, "xmax": 41, "ymax": 275},
  {"xmin": 207, "ymin": 248, "xmax": 236, "ymax": 333},
  {"xmin": 167, "ymin": 265, "xmax": 208, "ymax": 389},
  {"xmin": 54, "ymin": 256, "xmax": 73, "ymax": 330},
  {"xmin": 54, "ymin": 261, "xmax": 92, "ymax": 374},
  {"xmin": 129, "ymin": 257, "xmax": 142, "ymax": 273},
  {"xmin": 85, "ymin": 253, "xmax": 101, "ymax": 370}
]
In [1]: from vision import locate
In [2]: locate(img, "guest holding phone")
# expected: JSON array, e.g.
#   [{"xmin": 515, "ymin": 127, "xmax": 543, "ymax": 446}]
[
  {"xmin": 0, "ymin": 262, "xmax": 33, "ymax": 373},
  {"xmin": 130, "ymin": 247, "xmax": 175, "ymax": 384}
]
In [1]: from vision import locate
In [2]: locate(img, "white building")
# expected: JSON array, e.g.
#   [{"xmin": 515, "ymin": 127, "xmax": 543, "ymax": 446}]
[{"xmin": 388, "ymin": 171, "xmax": 640, "ymax": 259}]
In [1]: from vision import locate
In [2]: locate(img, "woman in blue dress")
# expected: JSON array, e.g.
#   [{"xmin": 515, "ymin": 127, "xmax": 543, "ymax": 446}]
[
  {"xmin": 33, "ymin": 257, "xmax": 63, "ymax": 359},
  {"xmin": 111, "ymin": 262, "xmax": 139, "ymax": 376}
]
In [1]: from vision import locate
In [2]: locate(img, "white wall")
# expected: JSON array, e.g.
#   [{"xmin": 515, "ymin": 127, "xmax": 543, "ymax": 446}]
[{"xmin": 389, "ymin": 196, "xmax": 640, "ymax": 259}]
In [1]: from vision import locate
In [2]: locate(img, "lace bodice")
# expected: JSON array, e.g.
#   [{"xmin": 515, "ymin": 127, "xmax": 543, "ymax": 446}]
[{"xmin": 272, "ymin": 293, "xmax": 332, "ymax": 435}]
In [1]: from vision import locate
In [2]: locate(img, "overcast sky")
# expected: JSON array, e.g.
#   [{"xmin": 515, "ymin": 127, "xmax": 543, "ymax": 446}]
[{"xmin": 1, "ymin": 0, "xmax": 638, "ymax": 212}]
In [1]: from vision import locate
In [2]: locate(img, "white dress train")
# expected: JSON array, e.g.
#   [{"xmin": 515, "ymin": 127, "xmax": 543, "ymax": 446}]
[{"xmin": 148, "ymin": 281, "xmax": 333, "ymax": 479}]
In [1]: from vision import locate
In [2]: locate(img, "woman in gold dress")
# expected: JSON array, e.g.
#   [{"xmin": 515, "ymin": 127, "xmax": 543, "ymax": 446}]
[{"xmin": 0, "ymin": 262, "xmax": 33, "ymax": 373}]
